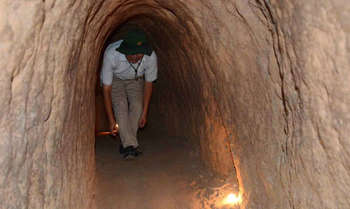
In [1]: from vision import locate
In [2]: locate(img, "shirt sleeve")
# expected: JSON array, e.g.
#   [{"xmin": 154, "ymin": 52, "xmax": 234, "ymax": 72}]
[
  {"xmin": 144, "ymin": 51, "xmax": 158, "ymax": 82},
  {"xmin": 100, "ymin": 49, "xmax": 114, "ymax": 86}
]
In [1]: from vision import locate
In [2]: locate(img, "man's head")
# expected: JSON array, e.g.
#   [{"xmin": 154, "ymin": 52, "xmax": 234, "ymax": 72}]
[
  {"xmin": 116, "ymin": 28, "xmax": 152, "ymax": 57},
  {"xmin": 126, "ymin": 54, "xmax": 144, "ymax": 64}
]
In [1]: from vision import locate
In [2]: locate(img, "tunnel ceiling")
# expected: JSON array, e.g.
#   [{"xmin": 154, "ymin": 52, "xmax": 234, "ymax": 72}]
[{"xmin": 0, "ymin": 0, "xmax": 349, "ymax": 209}]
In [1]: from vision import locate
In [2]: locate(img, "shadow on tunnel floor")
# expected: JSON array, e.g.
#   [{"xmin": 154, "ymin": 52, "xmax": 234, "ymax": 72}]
[{"xmin": 94, "ymin": 129, "xmax": 239, "ymax": 209}]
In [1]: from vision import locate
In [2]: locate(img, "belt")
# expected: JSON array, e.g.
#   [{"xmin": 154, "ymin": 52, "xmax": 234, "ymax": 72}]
[
  {"xmin": 116, "ymin": 76, "xmax": 144, "ymax": 81},
  {"xmin": 133, "ymin": 76, "xmax": 144, "ymax": 81}
]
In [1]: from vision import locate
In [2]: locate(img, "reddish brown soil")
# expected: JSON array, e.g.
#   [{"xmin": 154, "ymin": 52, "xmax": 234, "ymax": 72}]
[{"xmin": 95, "ymin": 129, "xmax": 239, "ymax": 209}]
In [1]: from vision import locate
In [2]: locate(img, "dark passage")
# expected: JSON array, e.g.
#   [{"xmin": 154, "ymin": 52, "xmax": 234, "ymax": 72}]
[{"xmin": 94, "ymin": 22, "xmax": 239, "ymax": 208}]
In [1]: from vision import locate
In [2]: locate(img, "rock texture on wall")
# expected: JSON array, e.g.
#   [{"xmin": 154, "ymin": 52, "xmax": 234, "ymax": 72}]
[{"xmin": 0, "ymin": 0, "xmax": 349, "ymax": 209}]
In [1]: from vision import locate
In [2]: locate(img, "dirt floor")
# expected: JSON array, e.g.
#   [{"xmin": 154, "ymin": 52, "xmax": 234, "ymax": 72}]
[{"xmin": 95, "ymin": 128, "xmax": 239, "ymax": 209}]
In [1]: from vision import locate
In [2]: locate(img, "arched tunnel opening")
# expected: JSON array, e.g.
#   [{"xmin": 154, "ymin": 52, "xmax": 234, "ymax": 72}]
[
  {"xmin": 1, "ymin": 0, "xmax": 349, "ymax": 209},
  {"xmin": 94, "ymin": 8, "xmax": 241, "ymax": 207}
]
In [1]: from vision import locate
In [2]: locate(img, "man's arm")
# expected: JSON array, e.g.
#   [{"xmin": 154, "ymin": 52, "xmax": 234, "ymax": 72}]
[
  {"xmin": 140, "ymin": 51, "xmax": 157, "ymax": 128},
  {"xmin": 103, "ymin": 85, "xmax": 118, "ymax": 135},
  {"xmin": 139, "ymin": 81, "xmax": 153, "ymax": 128}
]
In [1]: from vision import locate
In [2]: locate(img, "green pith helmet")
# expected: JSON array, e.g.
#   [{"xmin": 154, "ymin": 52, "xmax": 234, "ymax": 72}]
[{"xmin": 116, "ymin": 28, "xmax": 153, "ymax": 56}]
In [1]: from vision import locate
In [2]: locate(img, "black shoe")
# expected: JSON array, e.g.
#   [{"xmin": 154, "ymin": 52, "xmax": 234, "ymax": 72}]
[
  {"xmin": 133, "ymin": 147, "xmax": 143, "ymax": 156},
  {"xmin": 119, "ymin": 145, "xmax": 126, "ymax": 154},
  {"xmin": 123, "ymin": 152, "xmax": 135, "ymax": 160},
  {"xmin": 123, "ymin": 146, "xmax": 136, "ymax": 160}
]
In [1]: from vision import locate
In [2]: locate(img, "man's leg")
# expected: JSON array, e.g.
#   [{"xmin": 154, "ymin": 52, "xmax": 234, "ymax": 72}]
[
  {"xmin": 111, "ymin": 78, "xmax": 135, "ymax": 148},
  {"xmin": 125, "ymin": 79, "xmax": 144, "ymax": 148}
]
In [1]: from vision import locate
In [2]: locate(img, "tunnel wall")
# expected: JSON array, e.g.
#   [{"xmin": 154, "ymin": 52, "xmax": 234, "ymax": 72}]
[
  {"xmin": 0, "ymin": 1, "xmax": 96, "ymax": 208},
  {"xmin": 262, "ymin": 1, "xmax": 350, "ymax": 208},
  {"xmin": 0, "ymin": 0, "xmax": 349, "ymax": 209}
]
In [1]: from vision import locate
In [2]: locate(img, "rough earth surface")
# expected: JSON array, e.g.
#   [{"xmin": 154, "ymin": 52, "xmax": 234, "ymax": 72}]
[
  {"xmin": 0, "ymin": 0, "xmax": 349, "ymax": 209},
  {"xmin": 95, "ymin": 129, "xmax": 238, "ymax": 209}
]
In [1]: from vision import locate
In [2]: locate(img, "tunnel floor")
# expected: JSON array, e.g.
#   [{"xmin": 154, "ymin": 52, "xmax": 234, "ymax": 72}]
[{"xmin": 95, "ymin": 128, "xmax": 239, "ymax": 209}]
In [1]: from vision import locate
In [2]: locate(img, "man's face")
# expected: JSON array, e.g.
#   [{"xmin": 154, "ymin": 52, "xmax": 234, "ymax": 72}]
[{"xmin": 126, "ymin": 54, "xmax": 144, "ymax": 63}]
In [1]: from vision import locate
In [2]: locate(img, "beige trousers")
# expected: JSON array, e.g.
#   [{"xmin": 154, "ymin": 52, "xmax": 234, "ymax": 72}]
[{"xmin": 111, "ymin": 77, "xmax": 144, "ymax": 148}]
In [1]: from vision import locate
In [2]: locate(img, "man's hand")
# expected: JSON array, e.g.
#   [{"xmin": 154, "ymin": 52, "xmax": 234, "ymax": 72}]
[
  {"xmin": 139, "ymin": 112, "xmax": 147, "ymax": 128},
  {"xmin": 109, "ymin": 121, "xmax": 119, "ymax": 136},
  {"xmin": 140, "ymin": 82, "xmax": 153, "ymax": 128},
  {"xmin": 103, "ymin": 85, "xmax": 118, "ymax": 136}
]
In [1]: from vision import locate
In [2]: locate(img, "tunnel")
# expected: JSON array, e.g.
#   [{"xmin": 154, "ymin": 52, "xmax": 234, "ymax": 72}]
[{"xmin": 0, "ymin": 0, "xmax": 350, "ymax": 209}]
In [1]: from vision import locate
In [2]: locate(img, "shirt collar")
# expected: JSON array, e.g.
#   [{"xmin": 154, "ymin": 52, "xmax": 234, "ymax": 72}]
[{"xmin": 119, "ymin": 53, "xmax": 128, "ymax": 62}]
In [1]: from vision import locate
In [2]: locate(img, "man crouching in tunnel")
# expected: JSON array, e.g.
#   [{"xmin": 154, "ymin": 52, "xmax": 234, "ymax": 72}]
[{"xmin": 100, "ymin": 28, "xmax": 158, "ymax": 160}]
